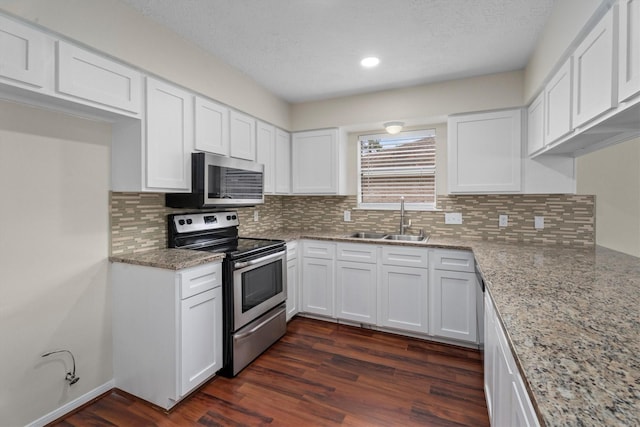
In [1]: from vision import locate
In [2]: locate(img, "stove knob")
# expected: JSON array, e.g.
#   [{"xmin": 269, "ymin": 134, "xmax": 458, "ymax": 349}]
[
  {"xmin": 226, "ymin": 215, "xmax": 231, "ymax": 220},
  {"xmin": 186, "ymin": 219, "xmax": 193, "ymax": 225},
  {"xmin": 178, "ymin": 219, "xmax": 185, "ymax": 225},
  {"xmin": 232, "ymin": 215, "xmax": 237, "ymax": 220}
]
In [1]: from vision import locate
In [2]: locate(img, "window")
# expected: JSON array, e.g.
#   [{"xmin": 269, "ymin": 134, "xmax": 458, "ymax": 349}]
[{"xmin": 357, "ymin": 129, "xmax": 436, "ymax": 210}]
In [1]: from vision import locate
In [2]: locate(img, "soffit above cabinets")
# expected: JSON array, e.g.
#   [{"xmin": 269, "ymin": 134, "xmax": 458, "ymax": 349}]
[{"xmin": 118, "ymin": 0, "xmax": 555, "ymax": 103}]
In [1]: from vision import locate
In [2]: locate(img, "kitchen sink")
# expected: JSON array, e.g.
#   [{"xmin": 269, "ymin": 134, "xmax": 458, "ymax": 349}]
[
  {"xmin": 347, "ymin": 232, "xmax": 388, "ymax": 239},
  {"xmin": 383, "ymin": 234, "xmax": 429, "ymax": 242},
  {"xmin": 346, "ymin": 232, "xmax": 429, "ymax": 242}
]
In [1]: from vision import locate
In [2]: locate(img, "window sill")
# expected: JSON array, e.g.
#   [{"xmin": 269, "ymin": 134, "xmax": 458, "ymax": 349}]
[{"xmin": 356, "ymin": 203, "xmax": 440, "ymax": 212}]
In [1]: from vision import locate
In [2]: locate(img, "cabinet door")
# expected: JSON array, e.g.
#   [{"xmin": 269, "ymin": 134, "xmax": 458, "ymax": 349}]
[
  {"xmin": 194, "ymin": 97, "xmax": 229, "ymax": 155},
  {"xmin": 286, "ymin": 258, "xmax": 298, "ymax": 321},
  {"xmin": 619, "ymin": 0, "xmax": 640, "ymax": 101},
  {"xmin": 256, "ymin": 121, "xmax": 276, "ymax": 193},
  {"xmin": 180, "ymin": 287, "xmax": 222, "ymax": 396},
  {"xmin": 146, "ymin": 77, "xmax": 193, "ymax": 190},
  {"xmin": 0, "ymin": 14, "xmax": 48, "ymax": 88},
  {"xmin": 57, "ymin": 41, "xmax": 141, "ymax": 114},
  {"xmin": 430, "ymin": 270, "xmax": 477, "ymax": 343},
  {"xmin": 379, "ymin": 265, "xmax": 428, "ymax": 333},
  {"xmin": 302, "ymin": 257, "xmax": 334, "ymax": 317},
  {"xmin": 275, "ymin": 129, "xmax": 291, "ymax": 194},
  {"xmin": 484, "ymin": 295, "xmax": 497, "ymax": 423},
  {"xmin": 572, "ymin": 7, "xmax": 617, "ymax": 128},
  {"xmin": 493, "ymin": 322, "xmax": 516, "ymax": 427},
  {"xmin": 544, "ymin": 58, "xmax": 573, "ymax": 144},
  {"xmin": 230, "ymin": 110, "xmax": 256, "ymax": 160},
  {"xmin": 292, "ymin": 129, "xmax": 337, "ymax": 194},
  {"xmin": 336, "ymin": 261, "xmax": 377, "ymax": 324},
  {"xmin": 448, "ymin": 109, "xmax": 522, "ymax": 193},
  {"xmin": 527, "ymin": 92, "xmax": 545, "ymax": 155},
  {"xmin": 510, "ymin": 371, "xmax": 541, "ymax": 427}
]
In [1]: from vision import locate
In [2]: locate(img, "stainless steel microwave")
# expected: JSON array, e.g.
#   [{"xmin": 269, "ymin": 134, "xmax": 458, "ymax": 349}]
[{"xmin": 166, "ymin": 153, "xmax": 264, "ymax": 208}]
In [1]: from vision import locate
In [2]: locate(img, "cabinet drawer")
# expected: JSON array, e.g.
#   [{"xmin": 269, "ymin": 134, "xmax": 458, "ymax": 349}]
[
  {"xmin": 337, "ymin": 243, "xmax": 377, "ymax": 264},
  {"xmin": 303, "ymin": 241, "xmax": 336, "ymax": 259},
  {"xmin": 431, "ymin": 249, "xmax": 474, "ymax": 272},
  {"xmin": 286, "ymin": 242, "xmax": 298, "ymax": 260},
  {"xmin": 57, "ymin": 41, "xmax": 142, "ymax": 114},
  {"xmin": 179, "ymin": 262, "xmax": 221, "ymax": 299},
  {"xmin": 381, "ymin": 246, "xmax": 428, "ymax": 268}
]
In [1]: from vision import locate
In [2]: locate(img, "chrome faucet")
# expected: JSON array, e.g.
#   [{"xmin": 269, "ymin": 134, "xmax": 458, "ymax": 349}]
[{"xmin": 399, "ymin": 197, "xmax": 411, "ymax": 235}]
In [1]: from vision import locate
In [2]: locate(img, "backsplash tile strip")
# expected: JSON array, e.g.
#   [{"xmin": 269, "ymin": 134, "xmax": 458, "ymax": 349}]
[{"xmin": 110, "ymin": 192, "xmax": 594, "ymax": 255}]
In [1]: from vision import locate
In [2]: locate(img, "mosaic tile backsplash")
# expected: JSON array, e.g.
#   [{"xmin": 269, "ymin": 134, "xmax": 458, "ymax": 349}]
[{"xmin": 110, "ymin": 192, "xmax": 595, "ymax": 255}]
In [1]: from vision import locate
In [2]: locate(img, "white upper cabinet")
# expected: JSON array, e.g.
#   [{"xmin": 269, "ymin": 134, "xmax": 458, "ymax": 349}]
[
  {"xmin": 230, "ymin": 110, "xmax": 256, "ymax": 161},
  {"xmin": 57, "ymin": 41, "xmax": 141, "ymax": 114},
  {"xmin": 274, "ymin": 128, "xmax": 291, "ymax": 194},
  {"xmin": 618, "ymin": 0, "xmax": 640, "ymax": 101},
  {"xmin": 0, "ymin": 14, "xmax": 50, "ymax": 89},
  {"xmin": 256, "ymin": 120, "xmax": 276, "ymax": 193},
  {"xmin": 544, "ymin": 58, "xmax": 573, "ymax": 145},
  {"xmin": 145, "ymin": 77, "xmax": 193, "ymax": 191},
  {"xmin": 572, "ymin": 7, "xmax": 617, "ymax": 128},
  {"xmin": 527, "ymin": 92, "xmax": 545, "ymax": 155},
  {"xmin": 194, "ymin": 97, "xmax": 229, "ymax": 155},
  {"xmin": 448, "ymin": 109, "xmax": 522, "ymax": 193},
  {"xmin": 292, "ymin": 128, "xmax": 351, "ymax": 195}
]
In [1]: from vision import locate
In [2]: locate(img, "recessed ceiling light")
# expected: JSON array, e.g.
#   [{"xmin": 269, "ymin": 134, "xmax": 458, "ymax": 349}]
[{"xmin": 360, "ymin": 57, "xmax": 380, "ymax": 68}]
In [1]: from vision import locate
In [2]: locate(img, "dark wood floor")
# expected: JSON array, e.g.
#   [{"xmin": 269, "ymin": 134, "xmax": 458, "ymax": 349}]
[{"xmin": 54, "ymin": 317, "xmax": 489, "ymax": 426}]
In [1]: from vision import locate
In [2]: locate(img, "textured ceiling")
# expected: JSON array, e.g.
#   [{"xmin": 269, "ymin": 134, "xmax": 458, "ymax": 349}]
[{"xmin": 118, "ymin": 0, "xmax": 556, "ymax": 103}]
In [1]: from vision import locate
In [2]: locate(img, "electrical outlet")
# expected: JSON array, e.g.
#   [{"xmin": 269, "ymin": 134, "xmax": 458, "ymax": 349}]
[
  {"xmin": 445, "ymin": 212, "xmax": 463, "ymax": 225},
  {"xmin": 499, "ymin": 214, "xmax": 508, "ymax": 227},
  {"xmin": 534, "ymin": 216, "xmax": 544, "ymax": 229},
  {"xmin": 253, "ymin": 210, "xmax": 259, "ymax": 222},
  {"xmin": 344, "ymin": 210, "xmax": 351, "ymax": 222}
]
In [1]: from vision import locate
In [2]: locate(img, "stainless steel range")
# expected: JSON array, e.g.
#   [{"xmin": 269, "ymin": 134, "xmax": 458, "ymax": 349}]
[{"xmin": 168, "ymin": 211, "xmax": 287, "ymax": 376}]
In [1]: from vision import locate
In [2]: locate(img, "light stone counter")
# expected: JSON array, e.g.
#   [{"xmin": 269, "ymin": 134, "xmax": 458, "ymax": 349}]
[
  {"xmin": 109, "ymin": 248, "xmax": 225, "ymax": 270},
  {"xmin": 252, "ymin": 231, "xmax": 640, "ymax": 426}
]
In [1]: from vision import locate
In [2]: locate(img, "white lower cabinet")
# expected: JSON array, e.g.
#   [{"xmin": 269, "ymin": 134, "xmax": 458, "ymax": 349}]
[
  {"xmin": 430, "ymin": 249, "xmax": 478, "ymax": 343},
  {"xmin": 301, "ymin": 241, "xmax": 335, "ymax": 317},
  {"xmin": 336, "ymin": 260, "xmax": 377, "ymax": 324},
  {"xmin": 379, "ymin": 264, "xmax": 429, "ymax": 333},
  {"xmin": 286, "ymin": 242, "xmax": 299, "ymax": 321},
  {"xmin": 336, "ymin": 243, "xmax": 377, "ymax": 324},
  {"xmin": 485, "ymin": 293, "xmax": 540, "ymax": 427},
  {"xmin": 112, "ymin": 261, "xmax": 223, "ymax": 410}
]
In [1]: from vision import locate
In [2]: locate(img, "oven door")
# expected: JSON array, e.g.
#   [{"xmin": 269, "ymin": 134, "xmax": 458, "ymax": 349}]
[{"xmin": 233, "ymin": 249, "xmax": 287, "ymax": 330}]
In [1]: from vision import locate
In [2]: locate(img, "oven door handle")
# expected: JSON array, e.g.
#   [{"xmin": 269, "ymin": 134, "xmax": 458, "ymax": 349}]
[{"xmin": 234, "ymin": 250, "xmax": 285, "ymax": 269}]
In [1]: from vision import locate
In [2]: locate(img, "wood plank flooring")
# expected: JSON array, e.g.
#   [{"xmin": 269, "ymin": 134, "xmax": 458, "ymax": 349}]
[{"xmin": 53, "ymin": 317, "xmax": 489, "ymax": 426}]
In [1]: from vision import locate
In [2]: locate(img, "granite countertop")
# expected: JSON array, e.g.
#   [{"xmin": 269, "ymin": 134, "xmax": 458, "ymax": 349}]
[
  {"xmin": 252, "ymin": 230, "xmax": 640, "ymax": 426},
  {"xmin": 110, "ymin": 231, "xmax": 640, "ymax": 425},
  {"xmin": 110, "ymin": 248, "xmax": 225, "ymax": 270}
]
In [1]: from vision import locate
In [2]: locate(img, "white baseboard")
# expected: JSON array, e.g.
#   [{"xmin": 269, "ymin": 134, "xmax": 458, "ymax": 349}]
[{"xmin": 26, "ymin": 379, "xmax": 115, "ymax": 427}]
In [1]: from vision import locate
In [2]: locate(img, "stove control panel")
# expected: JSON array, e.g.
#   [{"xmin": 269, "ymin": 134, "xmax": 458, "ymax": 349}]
[{"xmin": 171, "ymin": 211, "xmax": 239, "ymax": 234}]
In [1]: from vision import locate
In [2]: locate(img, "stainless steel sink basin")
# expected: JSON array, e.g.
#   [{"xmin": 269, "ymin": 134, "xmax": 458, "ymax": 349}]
[
  {"xmin": 383, "ymin": 234, "xmax": 429, "ymax": 242},
  {"xmin": 347, "ymin": 232, "xmax": 388, "ymax": 239}
]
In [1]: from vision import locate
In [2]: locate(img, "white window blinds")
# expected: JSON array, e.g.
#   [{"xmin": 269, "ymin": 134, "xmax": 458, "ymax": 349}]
[{"xmin": 358, "ymin": 130, "xmax": 436, "ymax": 208}]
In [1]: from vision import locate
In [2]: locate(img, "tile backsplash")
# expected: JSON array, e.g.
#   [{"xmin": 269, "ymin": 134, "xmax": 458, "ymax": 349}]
[{"xmin": 110, "ymin": 192, "xmax": 594, "ymax": 255}]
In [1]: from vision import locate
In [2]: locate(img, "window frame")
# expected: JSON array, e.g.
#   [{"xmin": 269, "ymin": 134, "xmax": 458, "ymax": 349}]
[{"xmin": 356, "ymin": 129, "xmax": 437, "ymax": 211}]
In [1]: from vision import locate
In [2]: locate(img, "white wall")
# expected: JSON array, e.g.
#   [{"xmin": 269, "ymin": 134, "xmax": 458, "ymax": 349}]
[
  {"xmin": 291, "ymin": 71, "xmax": 524, "ymax": 131},
  {"xmin": 0, "ymin": 100, "xmax": 112, "ymax": 425},
  {"xmin": 0, "ymin": 0, "xmax": 291, "ymax": 130},
  {"xmin": 524, "ymin": 0, "xmax": 605, "ymax": 102},
  {"xmin": 577, "ymin": 137, "xmax": 640, "ymax": 257}
]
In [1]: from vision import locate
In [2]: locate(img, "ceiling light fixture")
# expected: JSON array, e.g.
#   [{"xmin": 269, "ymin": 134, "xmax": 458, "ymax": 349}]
[
  {"xmin": 360, "ymin": 57, "xmax": 380, "ymax": 68},
  {"xmin": 384, "ymin": 121, "xmax": 404, "ymax": 134}
]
